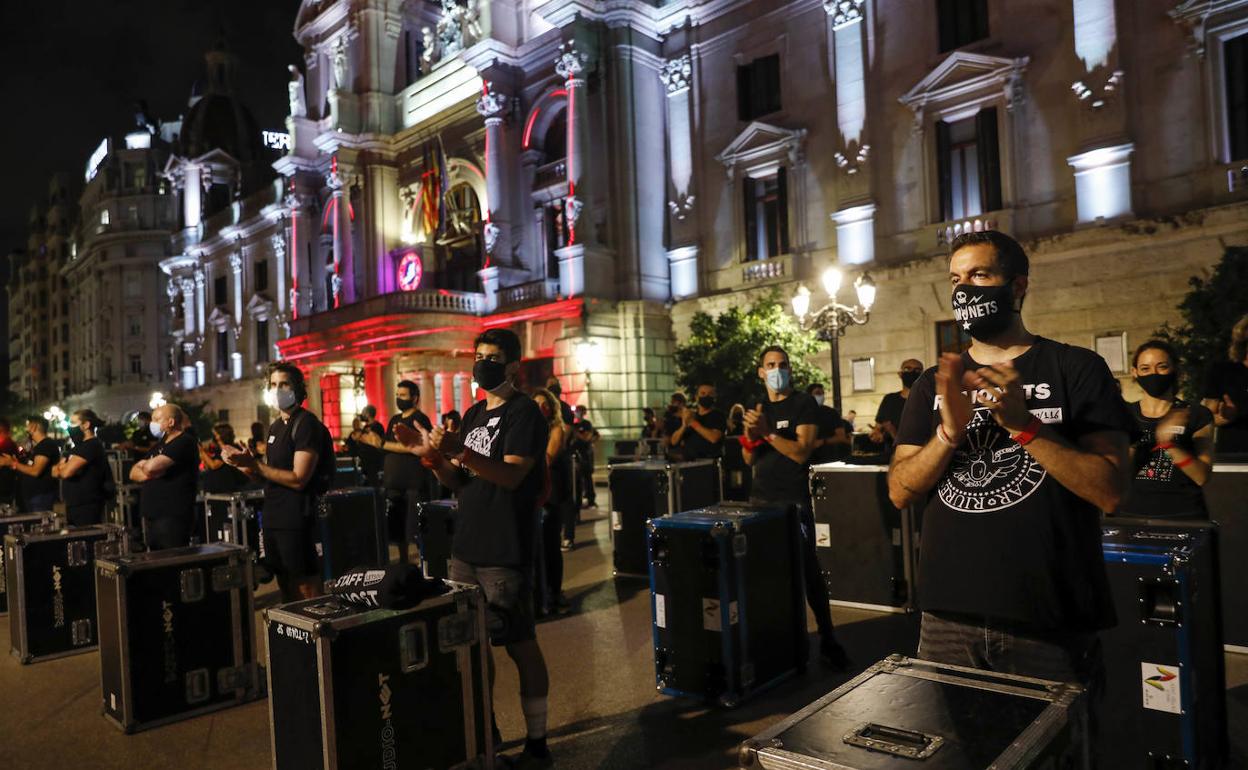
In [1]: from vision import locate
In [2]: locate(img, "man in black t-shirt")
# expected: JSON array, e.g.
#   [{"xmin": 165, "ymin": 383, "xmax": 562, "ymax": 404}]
[
  {"xmin": 1, "ymin": 415, "xmax": 59, "ymax": 511},
  {"xmin": 668, "ymin": 383, "xmax": 726, "ymax": 461},
  {"xmin": 225, "ymin": 362, "xmax": 329, "ymax": 602},
  {"xmin": 806, "ymin": 383, "xmax": 852, "ymax": 464},
  {"xmin": 661, "ymin": 392, "xmax": 687, "ymax": 439},
  {"xmin": 360, "ymin": 380, "xmax": 434, "ymax": 564},
  {"xmin": 54, "ymin": 409, "xmax": 110, "ymax": 526},
  {"xmin": 741, "ymin": 346, "xmax": 848, "ymax": 669},
  {"xmin": 889, "ymin": 230, "xmax": 1133, "ymax": 695},
  {"xmin": 131, "ymin": 404, "xmax": 200, "ymax": 550},
  {"xmin": 570, "ymin": 405, "xmax": 599, "ymax": 509},
  {"xmin": 867, "ymin": 360, "xmax": 922, "ymax": 455},
  {"xmin": 1202, "ymin": 315, "xmax": 1248, "ymax": 455},
  {"xmin": 396, "ymin": 328, "xmax": 553, "ymax": 769},
  {"xmin": 346, "ymin": 405, "xmax": 385, "ymax": 486}
]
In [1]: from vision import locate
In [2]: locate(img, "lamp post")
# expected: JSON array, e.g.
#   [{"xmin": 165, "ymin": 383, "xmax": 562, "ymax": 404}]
[{"xmin": 790, "ymin": 266, "xmax": 876, "ymax": 414}]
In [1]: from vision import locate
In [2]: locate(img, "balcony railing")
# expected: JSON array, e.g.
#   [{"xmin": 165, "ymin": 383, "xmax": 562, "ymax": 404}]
[
  {"xmin": 534, "ymin": 161, "xmax": 567, "ymax": 191},
  {"xmin": 934, "ymin": 209, "xmax": 1014, "ymax": 249},
  {"xmin": 287, "ymin": 289, "xmax": 484, "ymax": 337},
  {"xmin": 742, "ymin": 255, "xmax": 789, "ymax": 284},
  {"xmin": 497, "ymin": 279, "xmax": 561, "ymax": 307}
]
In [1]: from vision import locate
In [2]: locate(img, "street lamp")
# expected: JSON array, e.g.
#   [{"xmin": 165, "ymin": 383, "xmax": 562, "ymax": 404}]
[{"xmin": 791, "ymin": 266, "xmax": 876, "ymax": 414}]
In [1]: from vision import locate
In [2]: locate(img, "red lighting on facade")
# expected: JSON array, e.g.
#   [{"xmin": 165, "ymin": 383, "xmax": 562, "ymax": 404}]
[{"xmin": 396, "ymin": 251, "xmax": 423, "ymax": 291}]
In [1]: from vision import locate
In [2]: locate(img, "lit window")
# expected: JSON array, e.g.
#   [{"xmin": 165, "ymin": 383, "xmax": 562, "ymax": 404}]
[
  {"xmin": 100, "ymin": 209, "xmax": 110, "ymax": 226},
  {"xmin": 743, "ymin": 169, "xmax": 789, "ymax": 261},
  {"xmin": 936, "ymin": 109, "xmax": 1002, "ymax": 221}
]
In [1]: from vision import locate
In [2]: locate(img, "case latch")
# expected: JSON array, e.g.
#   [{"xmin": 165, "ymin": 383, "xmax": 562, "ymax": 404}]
[
  {"xmin": 71, "ymin": 618, "xmax": 93, "ymax": 646},
  {"xmin": 437, "ymin": 610, "xmax": 478, "ymax": 652},
  {"xmin": 211, "ymin": 564, "xmax": 245, "ymax": 592},
  {"xmin": 180, "ymin": 568, "xmax": 205, "ymax": 603},
  {"xmin": 66, "ymin": 540, "xmax": 90, "ymax": 567},
  {"xmin": 217, "ymin": 663, "xmax": 257, "ymax": 692}
]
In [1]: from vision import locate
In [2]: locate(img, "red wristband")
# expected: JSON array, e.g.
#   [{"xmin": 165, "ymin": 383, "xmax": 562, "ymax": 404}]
[
  {"xmin": 1010, "ymin": 416, "xmax": 1043, "ymax": 446},
  {"xmin": 738, "ymin": 435, "xmax": 764, "ymax": 451},
  {"xmin": 1174, "ymin": 456, "xmax": 1194, "ymax": 468},
  {"xmin": 1153, "ymin": 442, "xmax": 1175, "ymax": 452}
]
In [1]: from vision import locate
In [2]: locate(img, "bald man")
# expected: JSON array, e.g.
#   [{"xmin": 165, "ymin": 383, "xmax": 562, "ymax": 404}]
[
  {"xmin": 871, "ymin": 359, "xmax": 924, "ymax": 455},
  {"xmin": 131, "ymin": 404, "xmax": 201, "ymax": 550}
]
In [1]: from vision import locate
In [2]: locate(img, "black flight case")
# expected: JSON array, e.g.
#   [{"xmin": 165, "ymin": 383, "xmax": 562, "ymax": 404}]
[
  {"xmin": 1205, "ymin": 462, "xmax": 1247, "ymax": 652},
  {"xmin": 809, "ymin": 462, "xmax": 918, "ymax": 613},
  {"xmin": 414, "ymin": 499, "xmax": 457, "ymax": 580},
  {"xmin": 265, "ymin": 581, "xmax": 493, "ymax": 769},
  {"xmin": 6, "ymin": 522, "xmax": 124, "ymax": 663},
  {"xmin": 0, "ymin": 510, "xmax": 57, "ymax": 614},
  {"xmin": 648, "ymin": 503, "xmax": 807, "ymax": 707},
  {"xmin": 95, "ymin": 542, "xmax": 263, "ymax": 733},
  {"xmin": 316, "ymin": 487, "xmax": 387, "ymax": 582},
  {"xmin": 1099, "ymin": 517, "xmax": 1227, "ymax": 769},
  {"xmin": 608, "ymin": 458, "xmax": 720, "ymax": 577},
  {"xmin": 739, "ymin": 654, "xmax": 1088, "ymax": 769}
]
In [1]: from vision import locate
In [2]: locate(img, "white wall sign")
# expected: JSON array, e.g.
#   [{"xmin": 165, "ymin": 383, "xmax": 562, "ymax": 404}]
[
  {"xmin": 85, "ymin": 138, "xmax": 110, "ymax": 182},
  {"xmin": 261, "ymin": 131, "xmax": 291, "ymax": 152}
]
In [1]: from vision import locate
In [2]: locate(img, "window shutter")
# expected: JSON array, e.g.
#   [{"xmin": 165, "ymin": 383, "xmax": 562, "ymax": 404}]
[
  {"xmin": 743, "ymin": 177, "xmax": 758, "ymax": 261},
  {"xmin": 935, "ymin": 120, "xmax": 953, "ymax": 222},
  {"xmin": 976, "ymin": 107, "xmax": 1003, "ymax": 213},
  {"xmin": 777, "ymin": 166, "xmax": 791, "ymax": 255},
  {"xmin": 936, "ymin": 0, "xmax": 956, "ymax": 53},
  {"xmin": 1227, "ymin": 36, "xmax": 1248, "ymax": 160},
  {"xmin": 737, "ymin": 65, "xmax": 750, "ymax": 122}
]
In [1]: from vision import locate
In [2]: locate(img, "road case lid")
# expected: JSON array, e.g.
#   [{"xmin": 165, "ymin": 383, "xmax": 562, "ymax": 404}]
[
  {"xmin": 4, "ymin": 523, "xmax": 117, "ymax": 546},
  {"xmin": 264, "ymin": 580, "xmax": 480, "ymax": 637},
  {"xmin": 810, "ymin": 461, "xmax": 889, "ymax": 473},
  {"xmin": 96, "ymin": 542, "xmax": 249, "ymax": 573},
  {"xmin": 607, "ymin": 458, "xmax": 718, "ymax": 471},
  {"xmin": 651, "ymin": 502, "xmax": 791, "ymax": 531},
  {"xmin": 201, "ymin": 490, "xmax": 266, "ymax": 502}
]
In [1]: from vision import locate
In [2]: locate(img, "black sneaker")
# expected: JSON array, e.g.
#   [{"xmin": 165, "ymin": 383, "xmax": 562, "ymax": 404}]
[{"xmin": 820, "ymin": 638, "xmax": 850, "ymax": 671}]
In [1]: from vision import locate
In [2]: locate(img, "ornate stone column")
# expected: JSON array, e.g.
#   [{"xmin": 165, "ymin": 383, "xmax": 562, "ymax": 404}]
[
  {"xmin": 179, "ymin": 277, "xmax": 196, "ymax": 338},
  {"xmin": 326, "ymin": 161, "xmax": 354, "ymax": 307},
  {"xmin": 182, "ymin": 164, "xmax": 202, "ymax": 230},
  {"xmin": 476, "ymin": 82, "xmax": 507, "ymax": 263},
  {"xmin": 661, "ymin": 55, "xmax": 698, "ymax": 298},
  {"xmin": 230, "ymin": 246, "xmax": 244, "ymax": 335},
  {"xmin": 192, "ymin": 268, "xmax": 206, "ymax": 342},
  {"xmin": 284, "ymin": 185, "xmax": 311, "ymax": 319},
  {"xmin": 556, "ymin": 43, "xmax": 589, "ymax": 244}
]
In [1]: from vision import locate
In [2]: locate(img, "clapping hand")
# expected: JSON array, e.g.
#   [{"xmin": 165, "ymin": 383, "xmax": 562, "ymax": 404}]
[
  {"xmin": 681, "ymin": 407, "xmax": 695, "ymax": 427},
  {"xmin": 742, "ymin": 403, "xmax": 768, "ymax": 442},
  {"xmin": 965, "ymin": 360, "xmax": 1032, "ymax": 434},
  {"xmin": 1212, "ymin": 394, "xmax": 1238, "ymax": 427},
  {"xmin": 221, "ymin": 444, "xmax": 258, "ymax": 470},
  {"xmin": 935, "ymin": 353, "xmax": 975, "ymax": 441},
  {"xmin": 393, "ymin": 422, "xmax": 430, "ymax": 456},
  {"xmin": 1156, "ymin": 407, "xmax": 1189, "ymax": 443}
]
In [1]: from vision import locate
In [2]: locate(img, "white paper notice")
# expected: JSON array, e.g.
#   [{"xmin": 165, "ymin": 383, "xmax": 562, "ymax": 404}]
[
  {"xmin": 703, "ymin": 598, "xmax": 721, "ymax": 632},
  {"xmin": 814, "ymin": 523, "xmax": 831, "ymax": 548},
  {"xmin": 1141, "ymin": 662, "xmax": 1181, "ymax": 714},
  {"xmin": 653, "ymin": 594, "xmax": 666, "ymax": 629}
]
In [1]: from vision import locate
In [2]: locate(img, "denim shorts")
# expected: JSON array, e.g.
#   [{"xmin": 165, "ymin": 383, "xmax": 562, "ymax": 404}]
[{"xmin": 448, "ymin": 558, "xmax": 536, "ymax": 646}]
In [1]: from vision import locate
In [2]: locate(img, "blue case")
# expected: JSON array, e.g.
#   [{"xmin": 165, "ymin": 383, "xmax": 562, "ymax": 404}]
[{"xmin": 647, "ymin": 503, "xmax": 807, "ymax": 707}]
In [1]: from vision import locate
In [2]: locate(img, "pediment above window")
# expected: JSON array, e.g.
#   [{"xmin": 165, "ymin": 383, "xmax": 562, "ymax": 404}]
[
  {"xmin": 899, "ymin": 51, "xmax": 1029, "ymax": 120},
  {"xmin": 247, "ymin": 293, "xmax": 275, "ymax": 320},
  {"xmin": 207, "ymin": 306, "xmax": 232, "ymax": 332},
  {"xmin": 716, "ymin": 121, "xmax": 807, "ymax": 179}
]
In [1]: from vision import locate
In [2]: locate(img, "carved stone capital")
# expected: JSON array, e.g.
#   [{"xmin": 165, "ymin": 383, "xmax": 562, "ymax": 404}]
[
  {"xmin": 659, "ymin": 55, "xmax": 692, "ymax": 93},
  {"xmin": 667, "ymin": 193, "xmax": 696, "ymax": 221},
  {"xmin": 824, "ymin": 0, "xmax": 865, "ymax": 29},
  {"xmin": 229, "ymin": 251, "xmax": 243, "ymax": 274},
  {"xmin": 1071, "ymin": 69, "xmax": 1124, "ymax": 109},
  {"xmin": 564, "ymin": 195, "xmax": 583, "ymax": 229},
  {"xmin": 270, "ymin": 232, "xmax": 287, "ymax": 259},
  {"xmin": 555, "ymin": 42, "xmax": 588, "ymax": 81},
  {"xmin": 483, "ymin": 221, "xmax": 501, "ymax": 255},
  {"xmin": 475, "ymin": 81, "xmax": 508, "ymax": 119}
]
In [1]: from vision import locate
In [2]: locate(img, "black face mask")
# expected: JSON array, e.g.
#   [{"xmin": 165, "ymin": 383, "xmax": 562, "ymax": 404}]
[
  {"xmin": 698, "ymin": 396, "xmax": 715, "ymax": 409},
  {"xmin": 1137, "ymin": 372, "xmax": 1177, "ymax": 399},
  {"xmin": 473, "ymin": 359, "xmax": 508, "ymax": 393},
  {"xmin": 951, "ymin": 283, "xmax": 1017, "ymax": 340},
  {"xmin": 68, "ymin": 425, "xmax": 84, "ymax": 443},
  {"xmin": 396, "ymin": 397, "xmax": 414, "ymax": 412},
  {"xmin": 899, "ymin": 371, "xmax": 921, "ymax": 388}
]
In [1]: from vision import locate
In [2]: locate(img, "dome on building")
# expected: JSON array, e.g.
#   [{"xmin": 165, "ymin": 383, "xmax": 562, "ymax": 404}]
[{"xmin": 178, "ymin": 91, "xmax": 264, "ymax": 164}]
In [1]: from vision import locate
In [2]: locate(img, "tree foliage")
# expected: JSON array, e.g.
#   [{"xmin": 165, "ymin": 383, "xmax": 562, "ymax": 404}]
[
  {"xmin": 1154, "ymin": 247, "xmax": 1248, "ymax": 400},
  {"xmin": 171, "ymin": 398, "xmax": 219, "ymax": 440},
  {"xmin": 674, "ymin": 290, "xmax": 822, "ymax": 411}
]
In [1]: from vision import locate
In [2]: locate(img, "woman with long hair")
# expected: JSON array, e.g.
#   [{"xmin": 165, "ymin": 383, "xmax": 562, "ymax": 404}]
[
  {"xmin": 1120, "ymin": 340, "xmax": 1215, "ymax": 518},
  {"xmin": 532, "ymin": 388, "xmax": 572, "ymax": 615}
]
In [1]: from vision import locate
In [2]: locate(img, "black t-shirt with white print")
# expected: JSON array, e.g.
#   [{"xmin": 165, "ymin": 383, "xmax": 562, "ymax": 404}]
[
  {"xmin": 1120, "ymin": 400, "xmax": 1213, "ymax": 518},
  {"xmin": 895, "ymin": 337, "xmax": 1134, "ymax": 632},
  {"xmin": 752, "ymin": 392, "xmax": 819, "ymax": 505},
  {"xmin": 452, "ymin": 394, "xmax": 549, "ymax": 568}
]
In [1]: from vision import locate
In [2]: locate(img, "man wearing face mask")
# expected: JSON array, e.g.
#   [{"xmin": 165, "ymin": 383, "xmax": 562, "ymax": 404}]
[
  {"xmin": 889, "ymin": 231, "xmax": 1133, "ymax": 712},
  {"xmin": 53, "ymin": 409, "xmax": 111, "ymax": 526},
  {"xmin": 131, "ymin": 404, "xmax": 200, "ymax": 550},
  {"xmin": 394, "ymin": 327, "xmax": 553, "ymax": 768},
  {"xmin": 741, "ymin": 346, "xmax": 849, "ymax": 669},
  {"xmin": 869, "ymin": 360, "xmax": 924, "ymax": 454},
  {"xmin": 806, "ymin": 383, "xmax": 852, "ymax": 463},
  {"xmin": 668, "ymin": 383, "xmax": 727, "ymax": 460},
  {"xmin": 360, "ymin": 380, "xmax": 434, "ymax": 565}
]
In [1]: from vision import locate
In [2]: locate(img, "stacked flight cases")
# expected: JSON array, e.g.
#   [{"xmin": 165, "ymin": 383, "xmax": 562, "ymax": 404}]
[
  {"xmin": 608, "ymin": 459, "xmax": 721, "ymax": 577},
  {"xmin": 414, "ymin": 499, "xmax": 457, "ymax": 580},
  {"xmin": 739, "ymin": 655, "xmax": 1089, "ymax": 769},
  {"xmin": 202, "ymin": 490, "xmax": 264, "ymax": 555},
  {"xmin": 0, "ymin": 511, "xmax": 57, "ymax": 614},
  {"xmin": 1099, "ymin": 518, "xmax": 1227, "ymax": 768},
  {"xmin": 316, "ymin": 487, "xmax": 387, "ymax": 581},
  {"xmin": 6, "ymin": 523, "xmax": 123, "ymax": 663},
  {"xmin": 809, "ymin": 462, "xmax": 917, "ymax": 612},
  {"xmin": 95, "ymin": 543, "xmax": 263, "ymax": 733},
  {"xmin": 265, "ymin": 582, "xmax": 493, "ymax": 769},
  {"xmin": 1205, "ymin": 462, "xmax": 1247, "ymax": 652},
  {"xmin": 648, "ymin": 503, "xmax": 807, "ymax": 707}
]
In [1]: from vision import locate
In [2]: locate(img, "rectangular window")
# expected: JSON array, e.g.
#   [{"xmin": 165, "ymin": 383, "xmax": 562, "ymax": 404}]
[
  {"xmin": 1226, "ymin": 34, "xmax": 1248, "ymax": 160},
  {"xmin": 129, "ymin": 354, "xmax": 142, "ymax": 375},
  {"xmin": 936, "ymin": 109, "xmax": 1001, "ymax": 221},
  {"xmin": 216, "ymin": 330, "xmax": 229, "ymax": 373},
  {"xmin": 743, "ymin": 167, "xmax": 790, "ymax": 261},
  {"xmin": 128, "ymin": 315, "xmax": 141, "ymax": 336},
  {"xmin": 214, "ymin": 275, "xmax": 228, "ymax": 307},
  {"xmin": 254, "ymin": 259, "xmax": 269, "ymax": 293},
  {"xmin": 936, "ymin": 319, "xmax": 973, "ymax": 355},
  {"xmin": 937, "ymin": 0, "xmax": 989, "ymax": 53},
  {"xmin": 62, "ymin": 351, "xmax": 68, "ymax": 371},
  {"xmin": 256, "ymin": 320, "xmax": 270, "ymax": 363},
  {"xmin": 737, "ymin": 54, "xmax": 782, "ymax": 121}
]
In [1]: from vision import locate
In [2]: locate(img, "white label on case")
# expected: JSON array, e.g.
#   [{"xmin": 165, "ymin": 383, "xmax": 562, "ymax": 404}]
[
  {"xmin": 891, "ymin": 527, "xmax": 901, "ymax": 546},
  {"xmin": 728, "ymin": 601, "xmax": 739, "ymax": 626},
  {"xmin": 1141, "ymin": 662, "xmax": 1181, "ymax": 714},
  {"xmin": 110, "ymin": 692, "xmax": 116, "ymax": 710},
  {"xmin": 703, "ymin": 598, "xmax": 720, "ymax": 631},
  {"xmin": 611, "ymin": 511, "xmax": 622, "ymax": 531},
  {"xmin": 654, "ymin": 594, "xmax": 666, "ymax": 628},
  {"xmin": 814, "ymin": 523, "xmax": 831, "ymax": 548}
]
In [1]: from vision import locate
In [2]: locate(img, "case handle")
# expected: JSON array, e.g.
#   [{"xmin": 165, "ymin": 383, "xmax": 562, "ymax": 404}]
[
  {"xmin": 843, "ymin": 722, "xmax": 944, "ymax": 759},
  {"xmin": 399, "ymin": 621, "xmax": 428, "ymax": 673}
]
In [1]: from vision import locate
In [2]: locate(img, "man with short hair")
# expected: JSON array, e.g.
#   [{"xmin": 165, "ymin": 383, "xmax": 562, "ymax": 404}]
[
  {"xmin": 361, "ymin": 380, "xmax": 434, "ymax": 564},
  {"xmin": 545, "ymin": 376, "xmax": 575, "ymax": 427},
  {"xmin": 662, "ymin": 392, "xmax": 687, "ymax": 438},
  {"xmin": 397, "ymin": 327, "xmax": 553, "ymax": 768},
  {"xmin": 806, "ymin": 383, "xmax": 852, "ymax": 464},
  {"xmin": 346, "ymin": 404, "xmax": 385, "ymax": 486},
  {"xmin": 741, "ymin": 347, "xmax": 848, "ymax": 668},
  {"xmin": 869, "ymin": 360, "xmax": 924, "ymax": 454},
  {"xmin": 225, "ymin": 362, "xmax": 332, "ymax": 602},
  {"xmin": 54, "ymin": 409, "xmax": 110, "ymax": 526},
  {"xmin": 668, "ymin": 383, "xmax": 726, "ymax": 460},
  {"xmin": 570, "ymin": 405, "xmax": 599, "ymax": 509},
  {"xmin": 889, "ymin": 230, "xmax": 1132, "ymax": 696},
  {"xmin": 131, "ymin": 404, "xmax": 200, "ymax": 550},
  {"xmin": 1, "ymin": 416, "xmax": 58, "ymax": 511}
]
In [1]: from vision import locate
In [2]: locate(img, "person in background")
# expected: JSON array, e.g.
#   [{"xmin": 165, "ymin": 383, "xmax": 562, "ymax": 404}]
[
  {"xmin": 741, "ymin": 346, "xmax": 849, "ymax": 668},
  {"xmin": 117, "ymin": 411, "xmax": 156, "ymax": 459},
  {"xmin": 1202, "ymin": 312, "xmax": 1248, "ymax": 455},
  {"xmin": 662, "ymin": 392, "xmax": 687, "ymax": 438},
  {"xmin": 533, "ymin": 388, "xmax": 572, "ymax": 612},
  {"xmin": 726, "ymin": 403, "xmax": 746, "ymax": 437},
  {"xmin": 641, "ymin": 407, "xmax": 663, "ymax": 440},
  {"xmin": 361, "ymin": 380, "xmax": 434, "ymax": 564},
  {"xmin": 442, "ymin": 410, "xmax": 462, "ymax": 433},
  {"xmin": 345, "ymin": 406, "xmax": 385, "ymax": 487},
  {"xmin": 0, "ymin": 418, "xmax": 17, "ymax": 506},
  {"xmin": 869, "ymin": 360, "xmax": 923, "ymax": 455},
  {"xmin": 1, "ymin": 415, "xmax": 58, "ymax": 511},
  {"xmin": 200, "ymin": 422, "xmax": 250, "ymax": 494},
  {"xmin": 545, "ymin": 376, "xmax": 575, "ymax": 428},
  {"xmin": 131, "ymin": 404, "xmax": 200, "ymax": 550},
  {"xmin": 570, "ymin": 405, "xmax": 599, "ymax": 510},
  {"xmin": 846, "ymin": 410, "xmax": 857, "ymax": 430},
  {"xmin": 1119, "ymin": 340, "xmax": 1214, "ymax": 518},
  {"xmin": 668, "ymin": 383, "xmax": 726, "ymax": 460},
  {"xmin": 807, "ymin": 383, "xmax": 852, "ymax": 464},
  {"xmin": 247, "ymin": 421, "xmax": 267, "ymax": 459},
  {"xmin": 54, "ymin": 409, "xmax": 110, "ymax": 526}
]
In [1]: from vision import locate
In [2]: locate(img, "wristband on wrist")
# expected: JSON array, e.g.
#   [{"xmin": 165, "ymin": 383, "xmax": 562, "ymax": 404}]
[
  {"xmin": 738, "ymin": 435, "xmax": 765, "ymax": 451},
  {"xmin": 1010, "ymin": 416, "xmax": 1043, "ymax": 446},
  {"xmin": 936, "ymin": 424, "xmax": 959, "ymax": 448},
  {"xmin": 1154, "ymin": 442, "xmax": 1175, "ymax": 452},
  {"xmin": 1174, "ymin": 456, "xmax": 1194, "ymax": 469}
]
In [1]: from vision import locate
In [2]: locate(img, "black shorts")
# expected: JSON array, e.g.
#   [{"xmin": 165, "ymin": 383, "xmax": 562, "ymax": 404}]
[
  {"xmin": 262, "ymin": 519, "xmax": 320, "ymax": 580},
  {"xmin": 448, "ymin": 558, "xmax": 536, "ymax": 646},
  {"xmin": 384, "ymin": 490, "xmax": 418, "ymax": 544}
]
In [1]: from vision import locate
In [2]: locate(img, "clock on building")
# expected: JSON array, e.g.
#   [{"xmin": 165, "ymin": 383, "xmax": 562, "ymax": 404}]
[{"xmin": 397, "ymin": 250, "xmax": 423, "ymax": 291}]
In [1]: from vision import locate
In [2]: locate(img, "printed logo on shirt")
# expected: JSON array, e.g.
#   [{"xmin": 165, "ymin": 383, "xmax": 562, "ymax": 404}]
[
  {"xmin": 937, "ymin": 408, "xmax": 1048, "ymax": 513},
  {"xmin": 464, "ymin": 425, "xmax": 498, "ymax": 457},
  {"xmin": 1030, "ymin": 407, "xmax": 1063, "ymax": 424},
  {"xmin": 487, "ymin": 417, "xmax": 501, "ymax": 428},
  {"xmin": 1135, "ymin": 425, "xmax": 1176, "ymax": 483},
  {"xmin": 775, "ymin": 420, "xmax": 790, "ymax": 429},
  {"xmin": 268, "ymin": 435, "xmax": 276, "ymax": 444}
]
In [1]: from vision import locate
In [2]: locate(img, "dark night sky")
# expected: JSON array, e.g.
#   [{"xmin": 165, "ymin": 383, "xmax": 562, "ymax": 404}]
[{"xmin": 0, "ymin": 0, "xmax": 304, "ymax": 256}]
